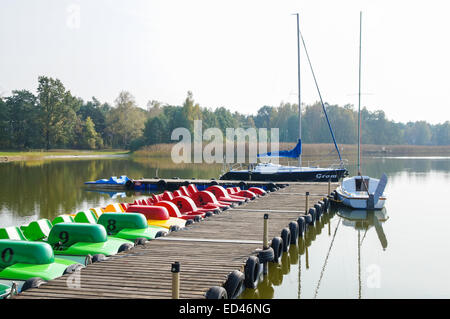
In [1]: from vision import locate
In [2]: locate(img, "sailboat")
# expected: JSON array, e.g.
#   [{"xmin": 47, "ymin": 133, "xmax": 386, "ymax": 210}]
[
  {"xmin": 335, "ymin": 12, "xmax": 388, "ymax": 209},
  {"xmin": 219, "ymin": 14, "xmax": 348, "ymax": 182}
]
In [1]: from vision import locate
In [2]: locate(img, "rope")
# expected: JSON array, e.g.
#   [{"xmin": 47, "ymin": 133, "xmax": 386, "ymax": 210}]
[
  {"xmin": 358, "ymin": 230, "xmax": 361, "ymax": 299},
  {"xmin": 313, "ymin": 217, "xmax": 341, "ymax": 298},
  {"xmin": 299, "ymin": 30, "xmax": 343, "ymax": 162}
]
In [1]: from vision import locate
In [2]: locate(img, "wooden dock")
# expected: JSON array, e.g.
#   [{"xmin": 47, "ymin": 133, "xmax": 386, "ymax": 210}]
[{"xmin": 15, "ymin": 183, "xmax": 335, "ymax": 299}]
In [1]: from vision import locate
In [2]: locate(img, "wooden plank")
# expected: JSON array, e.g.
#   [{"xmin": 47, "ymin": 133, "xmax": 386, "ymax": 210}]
[{"xmin": 15, "ymin": 182, "xmax": 333, "ymax": 299}]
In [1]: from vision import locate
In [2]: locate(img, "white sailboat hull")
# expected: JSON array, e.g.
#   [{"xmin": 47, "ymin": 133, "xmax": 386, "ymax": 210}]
[
  {"xmin": 335, "ymin": 176, "xmax": 387, "ymax": 210},
  {"xmin": 336, "ymin": 191, "xmax": 386, "ymax": 209}
]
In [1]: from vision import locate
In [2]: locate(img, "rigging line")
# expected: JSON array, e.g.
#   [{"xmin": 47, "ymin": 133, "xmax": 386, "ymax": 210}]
[
  {"xmin": 360, "ymin": 227, "xmax": 369, "ymax": 246},
  {"xmin": 313, "ymin": 217, "xmax": 342, "ymax": 299},
  {"xmin": 358, "ymin": 229, "xmax": 361, "ymax": 299},
  {"xmin": 358, "ymin": 11, "xmax": 362, "ymax": 175},
  {"xmin": 299, "ymin": 30, "xmax": 343, "ymax": 162},
  {"xmin": 298, "ymin": 253, "xmax": 301, "ymax": 299}
]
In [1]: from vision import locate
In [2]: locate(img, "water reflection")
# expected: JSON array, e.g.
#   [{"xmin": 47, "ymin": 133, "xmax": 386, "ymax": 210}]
[
  {"xmin": 241, "ymin": 206, "xmax": 390, "ymax": 299},
  {"xmin": 0, "ymin": 155, "xmax": 447, "ymax": 297},
  {"xmin": 337, "ymin": 207, "xmax": 389, "ymax": 251},
  {"xmin": 83, "ymin": 190, "xmax": 128, "ymax": 199},
  {"xmin": 0, "ymin": 157, "xmax": 222, "ymax": 227}
]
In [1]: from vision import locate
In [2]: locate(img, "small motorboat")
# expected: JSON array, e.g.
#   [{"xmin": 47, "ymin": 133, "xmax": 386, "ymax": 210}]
[
  {"xmin": 334, "ymin": 174, "xmax": 387, "ymax": 210},
  {"xmin": 84, "ymin": 175, "xmax": 133, "ymax": 189}
]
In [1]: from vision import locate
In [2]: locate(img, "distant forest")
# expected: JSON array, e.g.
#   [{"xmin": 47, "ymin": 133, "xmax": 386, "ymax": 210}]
[{"xmin": 0, "ymin": 76, "xmax": 448, "ymax": 151}]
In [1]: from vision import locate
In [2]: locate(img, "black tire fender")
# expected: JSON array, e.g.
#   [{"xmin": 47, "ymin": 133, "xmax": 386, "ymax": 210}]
[
  {"xmin": 280, "ymin": 228, "xmax": 291, "ymax": 252},
  {"xmin": 223, "ymin": 270, "xmax": 245, "ymax": 299},
  {"xmin": 205, "ymin": 211, "xmax": 213, "ymax": 217},
  {"xmin": 118, "ymin": 243, "xmax": 133, "ymax": 253},
  {"xmin": 209, "ymin": 180, "xmax": 219, "ymax": 186},
  {"xmin": 297, "ymin": 216, "xmax": 306, "ymax": 236},
  {"xmin": 244, "ymin": 256, "xmax": 260, "ymax": 289},
  {"xmin": 314, "ymin": 203, "xmax": 322, "ymax": 218},
  {"xmin": 155, "ymin": 230, "xmax": 166, "ymax": 238},
  {"xmin": 134, "ymin": 237, "xmax": 148, "ymax": 246},
  {"xmin": 322, "ymin": 198, "xmax": 329, "ymax": 211},
  {"xmin": 194, "ymin": 215, "xmax": 202, "ymax": 223},
  {"xmin": 305, "ymin": 213, "xmax": 313, "ymax": 225},
  {"xmin": 125, "ymin": 180, "xmax": 133, "ymax": 190},
  {"xmin": 308, "ymin": 207, "xmax": 317, "ymax": 223},
  {"xmin": 63, "ymin": 263, "xmax": 84, "ymax": 274},
  {"xmin": 238, "ymin": 181, "xmax": 247, "ymax": 190},
  {"xmin": 257, "ymin": 247, "xmax": 274, "ymax": 263},
  {"xmin": 157, "ymin": 179, "xmax": 168, "ymax": 191},
  {"xmin": 21, "ymin": 277, "xmax": 46, "ymax": 292},
  {"xmin": 271, "ymin": 237, "xmax": 283, "ymax": 263},
  {"xmin": 205, "ymin": 286, "xmax": 228, "ymax": 299},
  {"xmin": 288, "ymin": 221, "xmax": 299, "ymax": 245},
  {"xmin": 92, "ymin": 254, "xmax": 107, "ymax": 263}
]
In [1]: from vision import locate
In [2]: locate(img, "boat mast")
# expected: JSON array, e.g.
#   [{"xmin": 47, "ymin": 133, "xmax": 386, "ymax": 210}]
[
  {"xmin": 357, "ymin": 11, "xmax": 362, "ymax": 175},
  {"xmin": 295, "ymin": 13, "xmax": 302, "ymax": 167}
]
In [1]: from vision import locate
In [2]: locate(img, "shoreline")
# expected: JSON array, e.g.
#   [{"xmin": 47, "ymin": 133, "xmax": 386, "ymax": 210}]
[
  {"xmin": 2, "ymin": 144, "xmax": 449, "ymax": 163},
  {"xmin": 0, "ymin": 150, "xmax": 129, "ymax": 163},
  {"xmin": 132, "ymin": 143, "xmax": 450, "ymax": 158}
]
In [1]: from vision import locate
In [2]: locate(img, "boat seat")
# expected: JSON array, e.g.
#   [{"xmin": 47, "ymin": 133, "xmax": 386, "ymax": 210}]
[
  {"xmin": 21, "ymin": 219, "xmax": 53, "ymax": 241},
  {"xmin": 74, "ymin": 211, "xmax": 98, "ymax": 224},
  {"xmin": 52, "ymin": 215, "xmax": 75, "ymax": 225},
  {"xmin": 178, "ymin": 186, "xmax": 192, "ymax": 197},
  {"xmin": 0, "ymin": 226, "xmax": 27, "ymax": 240},
  {"xmin": 102, "ymin": 203, "xmax": 124, "ymax": 213},
  {"xmin": 162, "ymin": 191, "xmax": 174, "ymax": 201},
  {"xmin": 90, "ymin": 207, "xmax": 104, "ymax": 218},
  {"xmin": 187, "ymin": 184, "xmax": 199, "ymax": 194}
]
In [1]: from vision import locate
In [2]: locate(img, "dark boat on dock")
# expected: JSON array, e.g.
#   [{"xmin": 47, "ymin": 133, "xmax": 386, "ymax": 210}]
[{"xmin": 219, "ymin": 161, "xmax": 348, "ymax": 182}]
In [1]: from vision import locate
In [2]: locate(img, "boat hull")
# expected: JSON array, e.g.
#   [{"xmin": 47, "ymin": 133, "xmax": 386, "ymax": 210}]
[
  {"xmin": 335, "ymin": 189, "xmax": 386, "ymax": 210},
  {"xmin": 220, "ymin": 168, "xmax": 348, "ymax": 182}
]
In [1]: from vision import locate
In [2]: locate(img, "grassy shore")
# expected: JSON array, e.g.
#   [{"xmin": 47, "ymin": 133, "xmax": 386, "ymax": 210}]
[
  {"xmin": 133, "ymin": 143, "xmax": 450, "ymax": 158},
  {"xmin": 0, "ymin": 149, "xmax": 129, "ymax": 162}
]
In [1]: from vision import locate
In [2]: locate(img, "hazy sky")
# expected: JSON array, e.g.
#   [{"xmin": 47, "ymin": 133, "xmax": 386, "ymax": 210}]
[{"xmin": 1, "ymin": 0, "xmax": 449, "ymax": 124}]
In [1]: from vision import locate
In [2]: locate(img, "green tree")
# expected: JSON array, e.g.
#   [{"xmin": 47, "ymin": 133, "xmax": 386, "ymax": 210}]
[
  {"xmin": 404, "ymin": 121, "xmax": 432, "ymax": 145},
  {"xmin": 214, "ymin": 107, "xmax": 236, "ymax": 133},
  {"xmin": 106, "ymin": 91, "xmax": 146, "ymax": 148},
  {"xmin": 82, "ymin": 117, "xmax": 100, "ymax": 149},
  {"xmin": 254, "ymin": 105, "xmax": 275, "ymax": 129},
  {"xmin": 37, "ymin": 76, "xmax": 77, "ymax": 149},
  {"xmin": 77, "ymin": 97, "xmax": 110, "ymax": 145},
  {"xmin": 143, "ymin": 114, "xmax": 168, "ymax": 145},
  {"xmin": 182, "ymin": 91, "xmax": 202, "ymax": 133},
  {"xmin": 5, "ymin": 90, "xmax": 41, "ymax": 149},
  {"xmin": 147, "ymin": 100, "xmax": 163, "ymax": 118},
  {"xmin": 0, "ymin": 97, "xmax": 9, "ymax": 148}
]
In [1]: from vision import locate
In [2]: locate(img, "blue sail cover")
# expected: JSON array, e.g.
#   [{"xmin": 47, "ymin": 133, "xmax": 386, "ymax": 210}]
[{"xmin": 257, "ymin": 139, "xmax": 302, "ymax": 158}]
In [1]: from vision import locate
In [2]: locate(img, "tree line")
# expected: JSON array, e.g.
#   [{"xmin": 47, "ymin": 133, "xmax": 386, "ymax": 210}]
[{"xmin": 0, "ymin": 76, "xmax": 448, "ymax": 151}]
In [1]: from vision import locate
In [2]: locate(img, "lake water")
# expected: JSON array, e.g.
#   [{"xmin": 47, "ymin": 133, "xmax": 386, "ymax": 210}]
[{"xmin": 0, "ymin": 155, "xmax": 449, "ymax": 298}]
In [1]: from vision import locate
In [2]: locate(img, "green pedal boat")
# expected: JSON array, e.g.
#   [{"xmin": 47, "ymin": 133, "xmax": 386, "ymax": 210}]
[
  {"xmin": 97, "ymin": 212, "xmax": 169, "ymax": 242},
  {"xmin": 0, "ymin": 239, "xmax": 83, "ymax": 295},
  {"xmin": 10, "ymin": 219, "xmax": 135, "ymax": 265}
]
